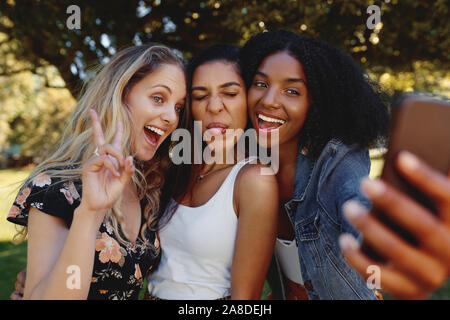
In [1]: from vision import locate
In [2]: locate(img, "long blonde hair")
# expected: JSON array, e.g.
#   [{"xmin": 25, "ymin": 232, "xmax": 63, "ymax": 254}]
[{"xmin": 15, "ymin": 44, "xmax": 185, "ymax": 247}]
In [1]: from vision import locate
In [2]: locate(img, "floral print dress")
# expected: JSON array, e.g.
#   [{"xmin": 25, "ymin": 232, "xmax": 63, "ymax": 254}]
[{"xmin": 7, "ymin": 172, "xmax": 161, "ymax": 300}]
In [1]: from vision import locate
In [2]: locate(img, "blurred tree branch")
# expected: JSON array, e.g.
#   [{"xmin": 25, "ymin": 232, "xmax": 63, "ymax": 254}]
[
  {"xmin": 0, "ymin": 67, "xmax": 35, "ymax": 76},
  {"xmin": 0, "ymin": 0, "xmax": 448, "ymax": 99}
]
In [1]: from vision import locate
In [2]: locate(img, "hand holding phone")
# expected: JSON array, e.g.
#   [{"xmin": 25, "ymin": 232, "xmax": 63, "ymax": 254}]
[
  {"xmin": 340, "ymin": 152, "xmax": 450, "ymax": 299},
  {"xmin": 339, "ymin": 95, "xmax": 450, "ymax": 299},
  {"xmin": 363, "ymin": 95, "xmax": 450, "ymax": 260}
]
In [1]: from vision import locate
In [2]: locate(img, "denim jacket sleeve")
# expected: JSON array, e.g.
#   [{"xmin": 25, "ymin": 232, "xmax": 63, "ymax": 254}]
[
  {"xmin": 293, "ymin": 140, "xmax": 377, "ymax": 300},
  {"xmin": 321, "ymin": 144, "xmax": 372, "ymax": 243}
]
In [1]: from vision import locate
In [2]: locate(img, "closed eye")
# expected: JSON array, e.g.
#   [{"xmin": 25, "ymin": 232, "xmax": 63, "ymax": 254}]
[
  {"xmin": 193, "ymin": 95, "xmax": 207, "ymax": 101},
  {"xmin": 223, "ymin": 92, "xmax": 238, "ymax": 97}
]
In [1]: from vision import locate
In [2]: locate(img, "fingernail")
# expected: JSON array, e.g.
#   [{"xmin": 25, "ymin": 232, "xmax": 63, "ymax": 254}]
[
  {"xmin": 361, "ymin": 178, "xmax": 386, "ymax": 197},
  {"xmin": 339, "ymin": 233, "xmax": 359, "ymax": 251},
  {"xmin": 343, "ymin": 200, "xmax": 367, "ymax": 221},
  {"xmin": 398, "ymin": 151, "xmax": 419, "ymax": 171}
]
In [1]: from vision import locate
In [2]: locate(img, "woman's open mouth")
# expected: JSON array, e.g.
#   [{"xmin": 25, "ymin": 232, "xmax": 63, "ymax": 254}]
[
  {"xmin": 205, "ymin": 122, "xmax": 228, "ymax": 136},
  {"xmin": 144, "ymin": 125, "xmax": 165, "ymax": 146},
  {"xmin": 256, "ymin": 113, "xmax": 286, "ymax": 132}
]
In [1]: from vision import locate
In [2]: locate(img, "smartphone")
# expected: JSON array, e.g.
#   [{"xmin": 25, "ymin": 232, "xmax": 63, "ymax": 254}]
[{"xmin": 363, "ymin": 95, "xmax": 450, "ymax": 261}]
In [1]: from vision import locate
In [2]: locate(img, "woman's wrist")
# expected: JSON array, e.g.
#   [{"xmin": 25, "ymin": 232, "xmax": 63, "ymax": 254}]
[{"xmin": 73, "ymin": 203, "xmax": 106, "ymax": 231}]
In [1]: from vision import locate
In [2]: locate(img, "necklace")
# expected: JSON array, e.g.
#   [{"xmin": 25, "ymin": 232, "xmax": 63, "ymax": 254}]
[{"xmin": 195, "ymin": 164, "xmax": 234, "ymax": 183}]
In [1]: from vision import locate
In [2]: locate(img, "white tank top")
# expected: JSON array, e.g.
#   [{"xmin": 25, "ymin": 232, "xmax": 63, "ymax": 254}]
[
  {"xmin": 275, "ymin": 238, "xmax": 304, "ymax": 284},
  {"xmin": 147, "ymin": 157, "xmax": 257, "ymax": 299}
]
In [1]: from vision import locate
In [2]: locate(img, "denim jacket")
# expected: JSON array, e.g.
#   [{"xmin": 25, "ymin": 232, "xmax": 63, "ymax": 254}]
[{"xmin": 268, "ymin": 138, "xmax": 377, "ymax": 300}]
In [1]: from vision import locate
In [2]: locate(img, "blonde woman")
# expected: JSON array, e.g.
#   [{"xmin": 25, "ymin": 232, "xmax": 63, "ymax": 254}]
[{"xmin": 7, "ymin": 44, "xmax": 186, "ymax": 300}]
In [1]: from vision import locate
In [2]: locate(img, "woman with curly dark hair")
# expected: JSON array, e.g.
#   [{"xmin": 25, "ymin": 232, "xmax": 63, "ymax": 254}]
[{"xmin": 240, "ymin": 30, "xmax": 389, "ymax": 300}]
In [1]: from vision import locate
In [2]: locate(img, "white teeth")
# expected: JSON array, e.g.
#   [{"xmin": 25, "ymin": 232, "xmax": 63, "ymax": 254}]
[
  {"xmin": 258, "ymin": 114, "xmax": 286, "ymax": 124},
  {"xmin": 145, "ymin": 125, "xmax": 165, "ymax": 136}
]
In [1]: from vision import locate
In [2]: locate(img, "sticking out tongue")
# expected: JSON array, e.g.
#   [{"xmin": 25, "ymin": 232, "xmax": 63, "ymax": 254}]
[
  {"xmin": 259, "ymin": 119, "xmax": 282, "ymax": 130},
  {"xmin": 206, "ymin": 127, "xmax": 226, "ymax": 136},
  {"xmin": 144, "ymin": 127, "xmax": 159, "ymax": 144}
]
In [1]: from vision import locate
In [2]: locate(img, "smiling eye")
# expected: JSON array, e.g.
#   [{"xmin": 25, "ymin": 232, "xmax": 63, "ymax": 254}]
[
  {"xmin": 286, "ymin": 88, "xmax": 300, "ymax": 95},
  {"xmin": 253, "ymin": 81, "xmax": 267, "ymax": 88},
  {"xmin": 152, "ymin": 95, "xmax": 164, "ymax": 103},
  {"xmin": 223, "ymin": 92, "xmax": 238, "ymax": 97}
]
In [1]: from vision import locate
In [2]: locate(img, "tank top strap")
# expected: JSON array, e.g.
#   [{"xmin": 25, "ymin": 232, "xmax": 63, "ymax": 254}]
[
  {"xmin": 221, "ymin": 156, "xmax": 258, "ymax": 187},
  {"xmin": 212, "ymin": 156, "xmax": 259, "ymax": 208}
]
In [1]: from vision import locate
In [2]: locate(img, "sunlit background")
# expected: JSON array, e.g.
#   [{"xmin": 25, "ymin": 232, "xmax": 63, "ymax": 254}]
[{"xmin": 0, "ymin": 0, "xmax": 449, "ymax": 299}]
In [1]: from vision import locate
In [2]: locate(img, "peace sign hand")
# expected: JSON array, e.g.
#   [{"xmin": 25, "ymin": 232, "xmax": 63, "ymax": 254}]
[{"xmin": 77, "ymin": 109, "xmax": 135, "ymax": 221}]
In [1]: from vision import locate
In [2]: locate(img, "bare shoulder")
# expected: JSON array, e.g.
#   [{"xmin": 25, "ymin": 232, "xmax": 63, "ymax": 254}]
[
  {"xmin": 234, "ymin": 161, "xmax": 279, "ymax": 216},
  {"xmin": 237, "ymin": 162, "xmax": 277, "ymax": 184},
  {"xmin": 237, "ymin": 161, "xmax": 278, "ymax": 187}
]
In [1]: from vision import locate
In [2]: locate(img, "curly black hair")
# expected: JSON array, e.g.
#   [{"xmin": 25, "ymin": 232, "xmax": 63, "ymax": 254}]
[{"xmin": 240, "ymin": 30, "xmax": 390, "ymax": 159}]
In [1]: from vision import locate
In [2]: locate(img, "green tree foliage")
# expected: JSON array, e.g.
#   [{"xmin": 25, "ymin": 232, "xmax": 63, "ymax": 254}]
[
  {"xmin": 1, "ymin": 0, "xmax": 448, "ymax": 98},
  {"xmin": 0, "ymin": 0, "xmax": 448, "ymax": 163},
  {"xmin": 0, "ymin": 28, "xmax": 75, "ymax": 163},
  {"xmin": 0, "ymin": 65, "xmax": 75, "ymax": 162}
]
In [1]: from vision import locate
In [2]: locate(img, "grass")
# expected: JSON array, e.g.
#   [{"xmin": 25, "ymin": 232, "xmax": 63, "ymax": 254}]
[
  {"xmin": 0, "ymin": 162, "xmax": 449, "ymax": 300},
  {"xmin": 0, "ymin": 168, "xmax": 30, "ymax": 299},
  {"xmin": 0, "ymin": 241, "xmax": 27, "ymax": 299}
]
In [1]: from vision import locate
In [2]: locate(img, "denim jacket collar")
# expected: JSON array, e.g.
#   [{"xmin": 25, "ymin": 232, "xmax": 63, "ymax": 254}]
[
  {"xmin": 280, "ymin": 138, "xmax": 376, "ymax": 300},
  {"xmin": 292, "ymin": 148, "xmax": 314, "ymax": 201},
  {"xmin": 292, "ymin": 138, "xmax": 348, "ymax": 201}
]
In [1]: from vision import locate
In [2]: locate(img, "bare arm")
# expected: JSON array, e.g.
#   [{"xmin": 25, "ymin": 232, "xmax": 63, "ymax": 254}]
[
  {"xmin": 24, "ymin": 110, "xmax": 134, "ymax": 299},
  {"xmin": 231, "ymin": 164, "xmax": 278, "ymax": 300},
  {"xmin": 24, "ymin": 206, "xmax": 103, "ymax": 299}
]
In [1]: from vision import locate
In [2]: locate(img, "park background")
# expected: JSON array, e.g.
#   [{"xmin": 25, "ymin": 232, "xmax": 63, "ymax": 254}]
[{"xmin": 0, "ymin": 0, "xmax": 449, "ymax": 299}]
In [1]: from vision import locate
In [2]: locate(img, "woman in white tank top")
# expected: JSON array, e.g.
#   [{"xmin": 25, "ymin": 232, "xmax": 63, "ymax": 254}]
[{"xmin": 146, "ymin": 45, "xmax": 279, "ymax": 300}]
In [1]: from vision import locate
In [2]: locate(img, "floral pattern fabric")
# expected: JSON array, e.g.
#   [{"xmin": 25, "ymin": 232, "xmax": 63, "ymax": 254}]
[{"xmin": 7, "ymin": 172, "xmax": 161, "ymax": 300}]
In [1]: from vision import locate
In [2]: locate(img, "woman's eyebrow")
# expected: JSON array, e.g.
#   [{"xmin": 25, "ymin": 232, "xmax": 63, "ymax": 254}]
[
  {"xmin": 256, "ymin": 71, "xmax": 306, "ymax": 85},
  {"xmin": 286, "ymin": 78, "xmax": 306, "ymax": 85},
  {"xmin": 255, "ymin": 71, "xmax": 267, "ymax": 78},
  {"xmin": 151, "ymin": 84, "xmax": 172, "ymax": 93},
  {"xmin": 191, "ymin": 82, "xmax": 241, "ymax": 91},
  {"xmin": 191, "ymin": 86, "xmax": 207, "ymax": 91},
  {"xmin": 220, "ymin": 82, "xmax": 241, "ymax": 88}
]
